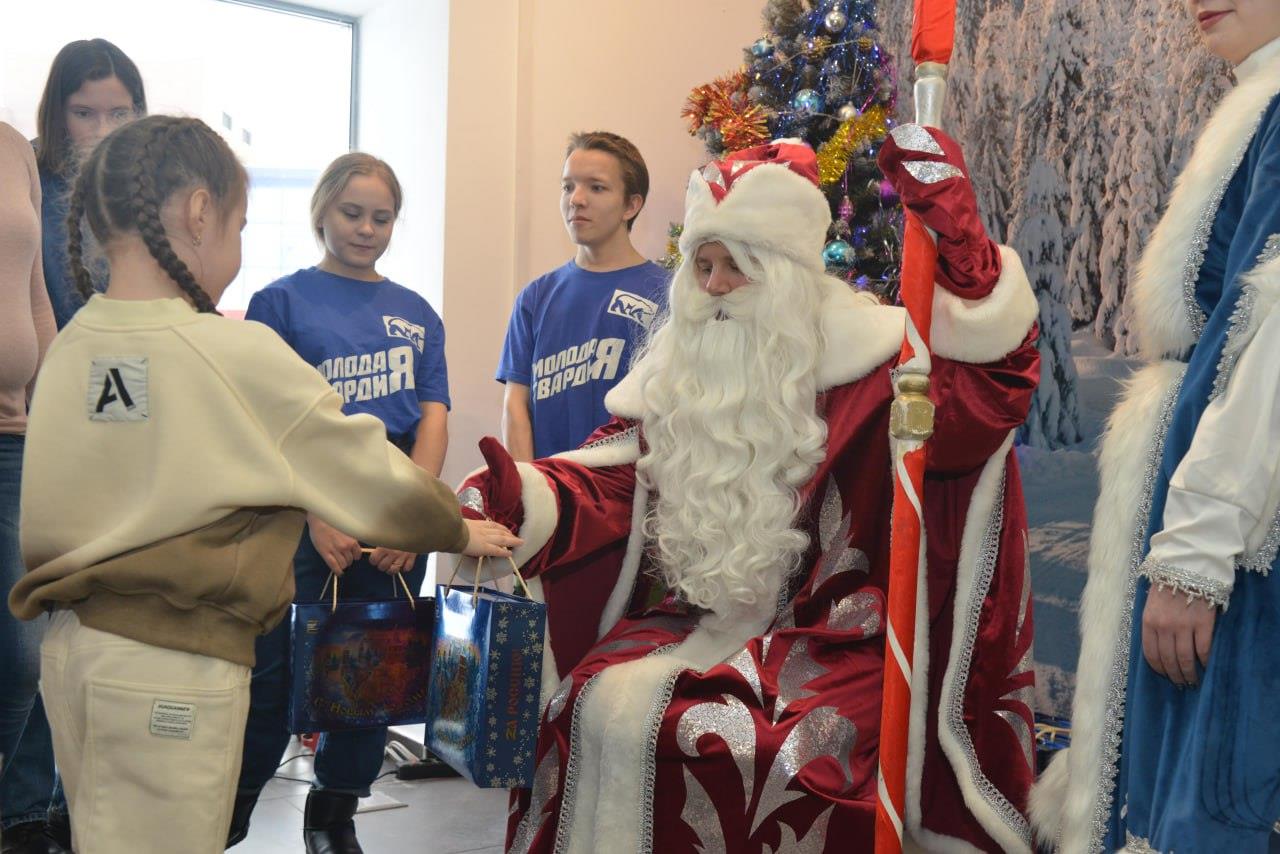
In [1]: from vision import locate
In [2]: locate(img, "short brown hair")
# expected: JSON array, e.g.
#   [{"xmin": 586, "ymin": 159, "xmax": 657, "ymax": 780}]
[
  {"xmin": 565, "ymin": 131, "xmax": 649, "ymax": 231},
  {"xmin": 311, "ymin": 152, "xmax": 403, "ymax": 243}
]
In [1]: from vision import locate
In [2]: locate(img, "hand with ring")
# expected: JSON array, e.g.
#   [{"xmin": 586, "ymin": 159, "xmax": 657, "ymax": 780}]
[{"xmin": 368, "ymin": 547, "xmax": 417, "ymax": 575}]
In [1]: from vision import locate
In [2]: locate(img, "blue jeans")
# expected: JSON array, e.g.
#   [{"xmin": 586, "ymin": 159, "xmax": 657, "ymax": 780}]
[
  {"xmin": 237, "ymin": 526, "xmax": 427, "ymax": 798},
  {"xmin": 0, "ymin": 434, "xmax": 66, "ymax": 829}
]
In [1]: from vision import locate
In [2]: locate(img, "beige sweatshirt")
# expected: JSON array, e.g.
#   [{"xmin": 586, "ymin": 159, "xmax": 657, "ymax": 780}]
[
  {"xmin": 0, "ymin": 122, "xmax": 55, "ymax": 434},
  {"xmin": 9, "ymin": 296, "xmax": 468, "ymax": 665}
]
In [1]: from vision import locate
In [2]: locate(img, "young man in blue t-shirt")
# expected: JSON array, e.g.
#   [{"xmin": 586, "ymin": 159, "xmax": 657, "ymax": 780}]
[{"xmin": 497, "ymin": 131, "xmax": 668, "ymax": 460}]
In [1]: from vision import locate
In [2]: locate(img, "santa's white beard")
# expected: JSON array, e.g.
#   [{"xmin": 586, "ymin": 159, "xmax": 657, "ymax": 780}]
[{"xmin": 635, "ymin": 248, "xmax": 829, "ymax": 623}]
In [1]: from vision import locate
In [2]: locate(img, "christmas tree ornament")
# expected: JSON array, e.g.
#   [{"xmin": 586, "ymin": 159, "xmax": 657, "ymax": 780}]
[
  {"xmin": 791, "ymin": 88, "xmax": 823, "ymax": 115},
  {"xmin": 838, "ymin": 103, "xmax": 861, "ymax": 122},
  {"xmin": 748, "ymin": 85, "xmax": 767, "ymax": 103},
  {"xmin": 824, "ymin": 239, "xmax": 854, "ymax": 267},
  {"xmin": 838, "ymin": 195, "xmax": 855, "ymax": 221},
  {"xmin": 824, "ymin": 9, "xmax": 848, "ymax": 33},
  {"xmin": 801, "ymin": 35, "xmax": 831, "ymax": 59},
  {"xmin": 751, "ymin": 37, "xmax": 775, "ymax": 58}
]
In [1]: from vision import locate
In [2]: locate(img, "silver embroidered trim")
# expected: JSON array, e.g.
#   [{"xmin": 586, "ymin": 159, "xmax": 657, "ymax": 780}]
[
  {"xmin": 509, "ymin": 742, "xmax": 561, "ymax": 854},
  {"xmin": 1182, "ymin": 116, "xmax": 1269, "ymax": 342},
  {"xmin": 1240, "ymin": 510, "xmax": 1280, "ymax": 575},
  {"xmin": 579, "ymin": 424, "xmax": 639, "ymax": 451},
  {"xmin": 1123, "ymin": 831, "xmax": 1162, "ymax": 853},
  {"xmin": 903, "ymin": 160, "xmax": 964, "ymax": 185},
  {"xmin": 551, "ymin": 673, "xmax": 599, "ymax": 854},
  {"xmin": 1211, "ymin": 233, "xmax": 1280, "ymax": 399},
  {"xmin": 1089, "ymin": 375, "xmax": 1184, "ymax": 853},
  {"xmin": 459, "ymin": 486, "xmax": 484, "ymax": 515},
  {"xmin": 638, "ymin": 665, "xmax": 685, "ymax": 854},
  {"xmin": 941, "ymin": 472, "xmax": 1033, "ymax": 846},
  {"xmin": 889, "ymin": 123, "xmax": 944, "ymax": 155},
  {"xmin": 1138, "ymin": 557, "xmax": 1232, "ymax": 608}
]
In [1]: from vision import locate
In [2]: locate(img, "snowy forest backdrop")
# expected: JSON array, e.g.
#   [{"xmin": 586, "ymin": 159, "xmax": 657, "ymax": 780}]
[
  {"xmin": 875, "ymin": 0, "xmax": 1233, "ymax": 713},
  {"xmin": 880, "ymin": 0, "xmax": 1232, "ymax": 449}
]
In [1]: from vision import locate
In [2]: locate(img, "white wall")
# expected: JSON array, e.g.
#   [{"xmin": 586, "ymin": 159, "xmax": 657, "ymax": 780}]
[
  {"xmin": 438, "ymin": 0, "xmax": 763, "ymax": 486},
  {"xmin": 357, "ymin": 0, "xmax": 451, "ymax": 310}
]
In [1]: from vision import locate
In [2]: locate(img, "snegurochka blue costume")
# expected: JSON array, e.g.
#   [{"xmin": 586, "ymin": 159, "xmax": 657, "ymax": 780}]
[{"xmin": 1033, "ymin": 35, "xmax": 1280, "ymax": 854}]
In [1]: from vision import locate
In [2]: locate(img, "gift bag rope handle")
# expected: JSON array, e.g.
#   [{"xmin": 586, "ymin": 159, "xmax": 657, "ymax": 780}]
[
  {"xmin": 319, "ymin": 568, "xmax": 417, "ymax": 613},
  {"xmin": 444, "ymin": 554, "xmax": 532, "ymax": 600}
]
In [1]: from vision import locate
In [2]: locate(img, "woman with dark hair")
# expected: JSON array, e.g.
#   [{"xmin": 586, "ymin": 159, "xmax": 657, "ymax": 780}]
[{"xmin": 33, "ymin": 38, "xmax": 146, "ymax": 329}]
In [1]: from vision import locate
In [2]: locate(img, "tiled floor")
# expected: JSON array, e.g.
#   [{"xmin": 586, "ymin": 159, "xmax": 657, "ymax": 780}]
[{"xmin": 235, "ymin": 740, "xmax": 507, "ymax": 854}]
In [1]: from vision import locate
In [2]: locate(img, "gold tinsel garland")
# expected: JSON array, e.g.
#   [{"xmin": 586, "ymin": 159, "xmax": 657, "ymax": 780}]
[{"xmin": 815, "ymin": 104, "xmax": 888, "ymax": 186}]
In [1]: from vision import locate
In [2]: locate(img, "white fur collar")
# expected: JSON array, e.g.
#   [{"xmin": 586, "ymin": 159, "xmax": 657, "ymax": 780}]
[
  {"xmin": 606, "ymin": 245, "xmax": 1036, "ymax": 420},
  {"xmin": 1132, "ymin": 45, "xmax": 1280, "ymax": 359}
]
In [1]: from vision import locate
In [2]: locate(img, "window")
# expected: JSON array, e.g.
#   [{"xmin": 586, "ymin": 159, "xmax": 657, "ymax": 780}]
[{"xmin": 0, "ymin": 0, "xmax": 356, "ymax": 312}]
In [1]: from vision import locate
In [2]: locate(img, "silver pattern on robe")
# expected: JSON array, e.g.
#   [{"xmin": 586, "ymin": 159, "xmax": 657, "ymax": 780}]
[
  {"xmin": 751, "ymin": 706, "xmax": 857, "ymax": 835},
  {"xmin": 903, "ymin": 161, "xmax": 965, "ymax": 185},
  {"xmin": 762, "ymin": 805, "xmax": 835, "ymax": 854},
  {"xmin": 889, "ymin": 123, "xmax": 945, "ymax": 155},
  {"xmin": 680, "ymin": 767, "xmax": 728, "ymax": 854},
  {"xmin": 508, "ymin": 742, "xmax": 561, "ymax": 854},
  {"xmin": 725, "ymin": 647, "xmax": 765, "ymax": 706},
  {"xmin": 677, "ymin": 693, "xmax": 758, "ymax": 814},
  {"xmin": 773, "ymin": 637, "xmax": 827, "ymax": 724},
  {"xmin": 996, "ymin": 532, "xmax": 1037, "ymax": 774},
  {"xmin": 545, "ymin": 675, "xmax": 573, "ymax": 723},
  {"xmin": 827, "ymin": 590, "xmax": 880, "ymax": 634}
]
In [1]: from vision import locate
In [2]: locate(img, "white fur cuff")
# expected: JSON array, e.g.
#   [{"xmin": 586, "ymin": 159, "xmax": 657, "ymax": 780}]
[
  {"xmin": 931, "ymin": 245, "xmax": 1039, "ymax": 365},
  {"xmin": 449, "ymin": 462, "xmax": 559, "ymax": 585}
]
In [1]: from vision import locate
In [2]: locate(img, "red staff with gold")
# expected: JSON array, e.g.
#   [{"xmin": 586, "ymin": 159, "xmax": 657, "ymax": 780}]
[{"xmin": 875, "ymin": 1, "xmax": 956, "ymax": 851}]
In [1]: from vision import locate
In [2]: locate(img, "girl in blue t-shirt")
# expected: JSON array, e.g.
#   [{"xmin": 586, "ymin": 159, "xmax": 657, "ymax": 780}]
[{"xmin": 234, "ymin": 153, "xmax": 452, "ymax": 851}]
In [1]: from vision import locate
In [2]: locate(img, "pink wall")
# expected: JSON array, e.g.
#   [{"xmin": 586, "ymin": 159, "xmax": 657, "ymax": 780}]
[{"xmin": 440, "ymin": 0, "xmax": 763, "ymax": 485}]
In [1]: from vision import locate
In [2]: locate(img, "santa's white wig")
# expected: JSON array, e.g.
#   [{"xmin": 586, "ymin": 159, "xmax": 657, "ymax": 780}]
[{"xmin": 634, "ymin": 235, "xmax": 831, "ymax": 623}]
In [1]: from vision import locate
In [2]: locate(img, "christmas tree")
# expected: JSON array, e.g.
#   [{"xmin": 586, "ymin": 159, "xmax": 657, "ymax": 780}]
[{"xmin": 675, "ymin": 0, "xmax": 902, "ymax": 302}]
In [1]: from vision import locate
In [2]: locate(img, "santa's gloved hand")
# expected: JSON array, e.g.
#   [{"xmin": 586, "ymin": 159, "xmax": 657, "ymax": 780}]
[
  {"xmin": 878, "ymin": 123, "xmax": 1002, "ymax": 299},
  {"xmin": 457, "ymin": 437, "xmax": 525, "ymax": 534}
]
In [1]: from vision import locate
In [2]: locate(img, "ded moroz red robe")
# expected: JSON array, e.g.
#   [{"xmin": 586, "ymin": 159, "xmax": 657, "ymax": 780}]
[{"xmin": 457, "ymin": 244, "xmax": 1041, "ymax": 853}]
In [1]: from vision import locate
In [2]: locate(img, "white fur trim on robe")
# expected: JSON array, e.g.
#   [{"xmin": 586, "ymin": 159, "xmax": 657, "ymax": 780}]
[
  {"xmin": 1029, "ymin": 360, "xmax": 1186, "ymax": 852},
  {"xmin": 1131, "ymin": 43, "xmax": 1280, "ymax": 360}
]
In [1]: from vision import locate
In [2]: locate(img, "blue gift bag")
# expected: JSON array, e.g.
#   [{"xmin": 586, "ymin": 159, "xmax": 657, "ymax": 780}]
[
  {"xmin": 426, "ymin": 560, "xmax": 546, "ymax": 788},
  {"xmin": 289, "ymin": 572, "xmax": 434, "ymax": 733}
]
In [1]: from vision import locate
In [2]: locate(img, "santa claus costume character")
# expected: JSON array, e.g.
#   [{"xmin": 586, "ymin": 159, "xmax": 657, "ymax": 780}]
[
  {"xmin": 1031, "ymin": 9, "xmax": 1280, "ymax": 854},
  {"xmin": 458, "ymin": 133, "xmax": 1041, "ymax": 853}
]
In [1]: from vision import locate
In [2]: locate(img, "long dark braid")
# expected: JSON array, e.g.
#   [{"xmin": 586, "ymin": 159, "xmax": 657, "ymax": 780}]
[
  {"xmin": 65, "ymin": 162, "xmax": 95, "ymax": 303},
  {"xmin": 128, "ymin": 120, "xmax": 219, "ymax": 314},
  {"xmin": 70, "ymin": 115, "xmax": 246, "ymax": 315}
]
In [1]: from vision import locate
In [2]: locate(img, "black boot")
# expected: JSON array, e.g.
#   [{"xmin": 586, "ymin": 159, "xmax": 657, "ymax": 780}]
[
  {"xmin": 302, "ymin": 791, "xmax": 362, "ymax": 854},
  {"xmin": 43, "ymin": 814, "xmax": 69, "ymax": 852},
  {"xmin": 1, "ymin": 821, "xmax": 69, "ymax": 854},
  {"xmin": 225, "ymin": 789, "xmax": 261, "ymax": 848}
]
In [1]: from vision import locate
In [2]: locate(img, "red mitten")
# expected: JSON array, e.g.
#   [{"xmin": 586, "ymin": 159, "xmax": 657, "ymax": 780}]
[
  {"xmin": 457, "ymin": 437, "xmax": 525, "ymax": 532},
  {"xmin": 878, "ymin": 123, "xmax": 1002, "ymax": 299}
]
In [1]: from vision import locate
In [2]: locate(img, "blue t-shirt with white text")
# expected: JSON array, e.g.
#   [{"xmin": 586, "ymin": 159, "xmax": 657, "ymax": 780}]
[
  {"xmin": 497, "ymin": 260, "xmax": 667, "ymax": 458},
  {"xmin": 246, "ymin": 267, "xmax": 449, "ymax": 451}
]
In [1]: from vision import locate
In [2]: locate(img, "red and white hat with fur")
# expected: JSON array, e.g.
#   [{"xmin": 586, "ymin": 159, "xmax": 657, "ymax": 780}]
[{"xmin": 678, "ymin": 140, "xmax": 832, "ymax": 271}]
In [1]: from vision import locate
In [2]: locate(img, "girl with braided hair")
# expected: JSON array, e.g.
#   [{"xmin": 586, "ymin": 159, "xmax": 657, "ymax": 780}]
[{"xmin": 5, "ymin": 115, "xmax": 521, "ymax": 854}]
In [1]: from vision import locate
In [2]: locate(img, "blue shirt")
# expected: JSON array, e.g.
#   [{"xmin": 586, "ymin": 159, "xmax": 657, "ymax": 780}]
[
  {"xmin": 246, "ymin": 267, "xmax": 450, "ymax": 450},
  {"xmin": 497, "ymin": 260, "xmax": 668, "ymax": 457}
]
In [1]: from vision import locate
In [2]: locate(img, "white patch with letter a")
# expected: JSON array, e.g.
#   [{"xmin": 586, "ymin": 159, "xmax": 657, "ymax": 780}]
[{"xmin": 88, "ymin": 357, "xmax": 149, "ymax": 422}]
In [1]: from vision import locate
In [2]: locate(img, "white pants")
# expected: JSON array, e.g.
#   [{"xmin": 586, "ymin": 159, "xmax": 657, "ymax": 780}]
[{"xmin": 39, "ymin": 610, "xmax": 251, "ymax": 854}]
